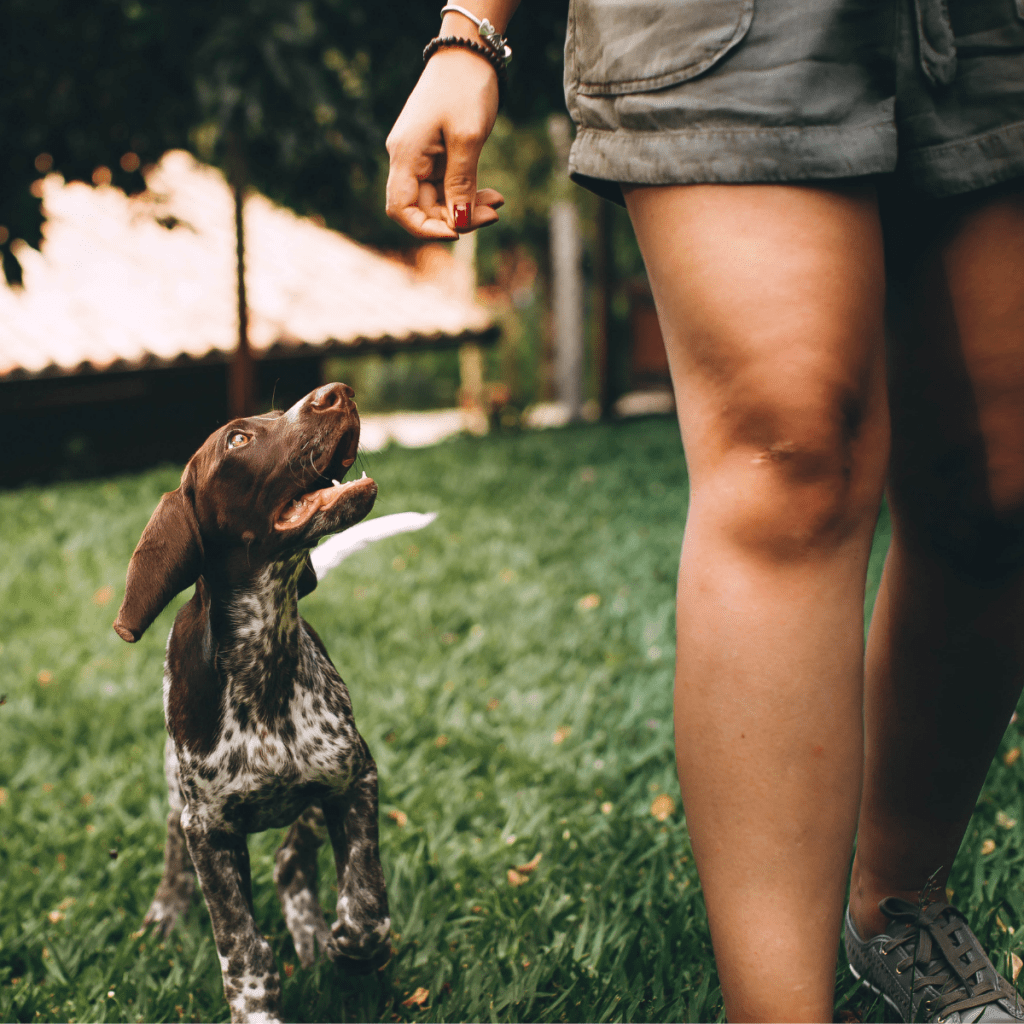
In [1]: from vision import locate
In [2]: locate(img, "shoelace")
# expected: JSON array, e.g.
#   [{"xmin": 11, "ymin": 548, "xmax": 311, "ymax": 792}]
[{"xmin": 880, "ymin": 898, "xmax": 1017, "ymax": 1020}]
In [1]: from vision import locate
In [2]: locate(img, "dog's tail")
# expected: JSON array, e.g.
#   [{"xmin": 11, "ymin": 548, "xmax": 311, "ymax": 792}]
[{"xmin": 310, "ymin": 512, "xmax": 439, "ymax": 580}]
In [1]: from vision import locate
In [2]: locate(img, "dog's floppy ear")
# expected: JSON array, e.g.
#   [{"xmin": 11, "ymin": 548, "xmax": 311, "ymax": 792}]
[
  {"xmin": 297, "ymin": 554, "xmax": 317, "ymax": 599},
  {"xmin": 114, "ymin": 488, "xmax": 203, "ymax": 643}
]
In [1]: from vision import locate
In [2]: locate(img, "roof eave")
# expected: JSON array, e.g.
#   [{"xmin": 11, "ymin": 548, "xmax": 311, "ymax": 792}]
[{"xmin": 0, "ymin": 326, "xmax": 500, "ymax": 383}]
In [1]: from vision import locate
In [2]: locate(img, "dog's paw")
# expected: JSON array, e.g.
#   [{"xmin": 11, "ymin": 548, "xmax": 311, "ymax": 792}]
[
  {"xmin": 142, "ymin": 870, "xmax": 196, "ymax": 936},
  {"xmin": 325, "ymin": 936, "xmax": 392, "ymax": 975},
  {"xmin": 288, "ymin": 919, "xmax": 335, "ymax": 971},
  {"xmin": 325, "ymin": 916, "xmax": 391, "ymax": 974},
  {"xmin": 142, "ymin": 893, "xmax": 189, "ymax": 937},
  {"xmin": 141, "ymin": 910, "xmax": 175, "ymax": 938}
]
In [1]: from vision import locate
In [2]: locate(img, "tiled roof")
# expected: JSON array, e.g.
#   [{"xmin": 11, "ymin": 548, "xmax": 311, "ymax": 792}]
[{"xmin": 0, "ymin": 150, "xmax": 493, "ymax": 380}]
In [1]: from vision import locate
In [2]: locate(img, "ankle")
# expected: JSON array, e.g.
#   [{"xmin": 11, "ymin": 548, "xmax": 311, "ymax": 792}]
[
  {"xmin": 847, "ymin": 873, "xmax": 886, "ymax": 941},
  {"xmin": 848, "ymin": 890, "xmax": 888, "ymax": 941},
  {"xmin": 848, "ymin": 859, "xmax": 928, "ymax": 940}
]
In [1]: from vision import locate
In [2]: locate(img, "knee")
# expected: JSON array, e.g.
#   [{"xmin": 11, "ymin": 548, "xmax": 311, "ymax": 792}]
[{"xmin": 692, "ymin": 384, "xmax": 887, "ymax": 560}]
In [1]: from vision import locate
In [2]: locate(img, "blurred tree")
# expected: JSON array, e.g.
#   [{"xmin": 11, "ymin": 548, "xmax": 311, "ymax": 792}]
[
  {"xmin": 0, "ymin": 0, "xmax": 569, "ymax": 285},
  {"xmin": 1, "ymin": 0, "xmax": 374, "ymax": 284}
]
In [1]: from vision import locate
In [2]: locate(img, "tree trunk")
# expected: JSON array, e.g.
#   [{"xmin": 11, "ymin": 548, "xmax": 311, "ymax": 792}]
[
  {"xmin": 547, "ymin": 115, "xmax": 584, "ymax": 423},
  {"xmin": 594, "ymin": 199, "xmax": 614, "ymax": 420},
  {"xmin": 227, "ymin": 133, "xmax": 254, "ymax": 419},
  {"xmin": 550, "ymin": 200, "xmax": 583, "ymax": 422}
]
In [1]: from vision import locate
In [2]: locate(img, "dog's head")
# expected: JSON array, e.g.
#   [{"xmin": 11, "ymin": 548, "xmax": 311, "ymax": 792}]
[{"xmin": 113, "ymin": 382, "xmax": 377, "ymax": 643}]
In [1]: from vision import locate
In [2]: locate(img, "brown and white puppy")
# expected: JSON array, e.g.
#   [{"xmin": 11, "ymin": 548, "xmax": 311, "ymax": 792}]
[{"xmin": 115, "ymin": 382, "xmax": 390, "ymax": 1024}]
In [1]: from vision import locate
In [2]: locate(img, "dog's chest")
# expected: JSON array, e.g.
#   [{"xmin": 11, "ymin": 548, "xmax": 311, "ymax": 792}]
[{"xmin": 172, "ymin": 621, "xmax": 365, "ymax": 832}]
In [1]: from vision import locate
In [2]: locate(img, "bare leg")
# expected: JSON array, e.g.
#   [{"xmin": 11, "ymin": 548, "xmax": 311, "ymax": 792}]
[
  {"xmin": 143, "ymin": 737, "xmax": 196, "ymax": 934},
  {"xmin": 851, "ymin": 188, "xmax": 1024, "ymax": 938},
  {"xmin": 323, "ymin": 763, "xmax": 391, "ymax": 971},
  {"xmin": 274, "ymin": 805, "xmax": 332, "ymax": 969},
  {"xmin": 624, "ymin": 182, "xmax": 889, "ymax": 1022}
]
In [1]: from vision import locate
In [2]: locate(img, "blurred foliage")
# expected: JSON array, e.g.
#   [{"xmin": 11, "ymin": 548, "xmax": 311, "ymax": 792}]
[
  {"xmin": 470, "ymin": 116, "xmax": 648, "ymax": 409},
  {"xmin": 476, "ymin": 117, "xmax": 560, "ymax": 282},
  {"xmin": 321, "ymin": 292, "xmax": 550, "ymax": 414},
  {"xmin": 0, "ymin": 0, "xmax": 569, "ymax": 284},
  {"xmin": 473, "ymin": 115, "xmax": 644, "ymax": 283},
  {"xmin": 324, "ymin": 351, "xmax": 462, "ymax": 414}
]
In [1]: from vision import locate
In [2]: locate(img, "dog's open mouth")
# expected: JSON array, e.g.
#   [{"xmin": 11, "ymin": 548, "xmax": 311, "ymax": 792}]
[{"xmin": 274, "ymin": 473, "xmax": 375, "ymax": 532}]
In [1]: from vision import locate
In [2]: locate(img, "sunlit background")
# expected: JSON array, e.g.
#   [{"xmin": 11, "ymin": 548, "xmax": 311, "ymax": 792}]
[{"xmin": 0, "ymin": 0, "xmax": 673, "ymax": 486}]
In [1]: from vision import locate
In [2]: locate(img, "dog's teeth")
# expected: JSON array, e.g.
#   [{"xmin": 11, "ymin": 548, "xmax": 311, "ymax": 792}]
[
  {"xmin": 360, "ymin": 471, "xmax": 367, "ymax": 479},
  {"xmin": 332, "ymin": 478, "xmax": 342, "ymax": 487}
]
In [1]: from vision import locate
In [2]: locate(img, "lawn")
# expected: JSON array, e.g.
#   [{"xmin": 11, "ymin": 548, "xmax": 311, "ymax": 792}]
[{"xmin": 1, "ymin": 418, "xmax": 1022, "ymax": 1024}]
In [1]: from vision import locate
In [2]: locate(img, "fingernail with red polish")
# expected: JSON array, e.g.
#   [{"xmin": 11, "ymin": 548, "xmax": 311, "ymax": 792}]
[{"xmin": 453, "ymin": 203, "xmax": 470, "ymax": 229}]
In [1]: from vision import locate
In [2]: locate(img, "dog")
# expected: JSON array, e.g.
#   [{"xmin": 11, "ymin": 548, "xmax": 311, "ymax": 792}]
[{"xmin": 114, "ymin": 383, "xmax": 392, "ymax": 1023}]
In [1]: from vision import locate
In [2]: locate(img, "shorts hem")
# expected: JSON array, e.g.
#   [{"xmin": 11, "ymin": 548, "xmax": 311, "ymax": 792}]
[
  {"xmin": 901, "ymin": 119, "xmax": 1024, "ymax": 197},
  {"xmin": 568, "ymin": 121, "xmax": 897, "ymax": 204}
]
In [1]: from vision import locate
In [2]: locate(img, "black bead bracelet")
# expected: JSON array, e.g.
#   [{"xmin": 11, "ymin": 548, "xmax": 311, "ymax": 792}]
[{"xmin": 423, "ymin": 35, "xmax": 507, "ymax": 106}]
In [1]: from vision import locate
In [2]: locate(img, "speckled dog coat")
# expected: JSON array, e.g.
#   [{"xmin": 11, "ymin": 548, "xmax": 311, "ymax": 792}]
[{"xmin": 114, "ymin": 383, "xmax": 391, "ymax": 1024}]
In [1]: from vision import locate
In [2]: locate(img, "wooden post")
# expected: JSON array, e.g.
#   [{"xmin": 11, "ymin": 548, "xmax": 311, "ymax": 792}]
[
  {"xmin": 455, "ymin": 230, "xmax": 487, "ymax": 433},
  {"xmin": 547, "ymin": 115, "xmax": 584, "ymax": 423},
  {"xmin": 227, "ymin": 133, "xmax": 254, "ymax": 419},
  {"xmin": 594, "ymin": 199, "xmax": 614, "ymax": 420}
]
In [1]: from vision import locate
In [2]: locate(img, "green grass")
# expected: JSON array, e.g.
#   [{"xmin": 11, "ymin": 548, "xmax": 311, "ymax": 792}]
[{"xmin": 0, "ymin": 418, "xmax": 1021, "ymax": 1024}]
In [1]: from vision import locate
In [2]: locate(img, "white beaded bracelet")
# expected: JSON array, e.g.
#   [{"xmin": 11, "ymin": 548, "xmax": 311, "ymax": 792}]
[{"xmin": 439, "ymin": 4, "xmax": 512, "ymax": 64}]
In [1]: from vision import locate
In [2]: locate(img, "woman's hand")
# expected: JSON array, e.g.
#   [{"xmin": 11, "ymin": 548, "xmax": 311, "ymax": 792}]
[{"xmin": 385, "ymin": 46, "xmax": 505, "ymax": 239}]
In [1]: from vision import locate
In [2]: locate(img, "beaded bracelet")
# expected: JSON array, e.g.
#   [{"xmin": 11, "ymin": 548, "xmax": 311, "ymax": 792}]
[{"xmin": 422, "ymin": 35, "xmax": 507, "ymax": 106}]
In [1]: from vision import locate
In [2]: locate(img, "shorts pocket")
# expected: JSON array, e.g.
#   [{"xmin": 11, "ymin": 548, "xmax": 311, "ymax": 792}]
[{"xmin": 570, "ymin": 0, "xmax": 754, "ymax": 96}]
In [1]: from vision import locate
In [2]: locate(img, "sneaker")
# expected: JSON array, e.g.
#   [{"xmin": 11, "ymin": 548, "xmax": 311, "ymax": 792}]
[{"xmin": 844, "ymin": 898, "xmax": 1024, "ymax": 1022}]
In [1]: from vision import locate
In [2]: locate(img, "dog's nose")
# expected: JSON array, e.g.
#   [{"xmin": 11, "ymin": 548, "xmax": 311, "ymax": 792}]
[{"xmin": 311, "ymin": 383, "xmax": 355, "ymax": 412}]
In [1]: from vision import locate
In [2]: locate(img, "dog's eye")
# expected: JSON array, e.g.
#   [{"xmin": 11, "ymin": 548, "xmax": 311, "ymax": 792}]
[{"xmin": 227, "ymin": 433, "xmax": 251, "ymax": 449}]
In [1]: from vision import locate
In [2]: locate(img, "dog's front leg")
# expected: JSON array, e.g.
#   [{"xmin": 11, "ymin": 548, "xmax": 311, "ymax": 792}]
[
  {"xmin": 182, "ymin": 816, "xmax": 282, "ymax": 1024},
  {"xmin": 323, "ymin": 765, "xmax": 392, "ymax": 972}
]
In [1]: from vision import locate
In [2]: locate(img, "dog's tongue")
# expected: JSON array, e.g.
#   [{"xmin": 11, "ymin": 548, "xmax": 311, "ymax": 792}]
[{"xmin": 274, "ymin": 472, "xmax": 368, "ymax": 531}]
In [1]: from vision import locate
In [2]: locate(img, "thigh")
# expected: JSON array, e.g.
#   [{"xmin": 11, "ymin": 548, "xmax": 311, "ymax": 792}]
[
  {"xmin": 886, "ymin": 184, "xmax": 1024, "ymax": 566},
  {"xmin": 624, "ymin": 182, "xmax": 890, "ymax": 538}
]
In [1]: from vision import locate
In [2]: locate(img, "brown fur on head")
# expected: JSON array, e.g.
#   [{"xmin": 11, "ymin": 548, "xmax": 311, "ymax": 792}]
[{"xmin": 114, "ymin": 383, "xmax": 377, "ymax": 643}]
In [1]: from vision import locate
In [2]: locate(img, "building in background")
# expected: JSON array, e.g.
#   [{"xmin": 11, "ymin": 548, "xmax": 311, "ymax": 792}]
[{"xmin": 0, "ymin": 151, "xmax": 495, "ymax": 484}]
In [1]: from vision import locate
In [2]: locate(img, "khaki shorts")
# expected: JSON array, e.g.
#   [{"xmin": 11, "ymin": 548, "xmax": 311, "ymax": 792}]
[{"xmin": 565, "ymin": 0, "xmax": 1024, "ymax": 204}]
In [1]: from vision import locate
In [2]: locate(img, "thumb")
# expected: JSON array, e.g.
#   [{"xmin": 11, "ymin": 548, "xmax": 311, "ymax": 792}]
[{"xmin": 443, "ymin": 130, "xmax": 485, "ymax": 231}]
